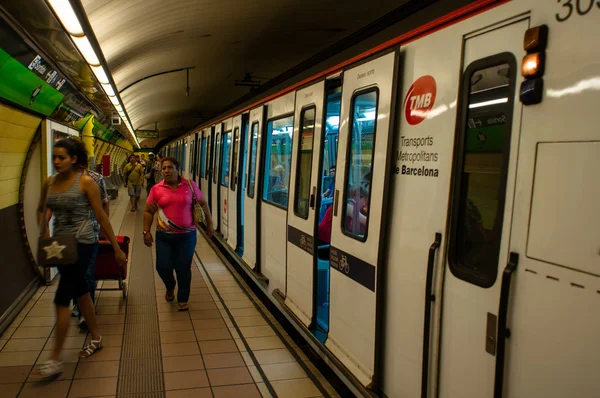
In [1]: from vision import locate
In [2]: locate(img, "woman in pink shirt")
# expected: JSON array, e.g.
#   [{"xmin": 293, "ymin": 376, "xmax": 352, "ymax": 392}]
[{"xmin": 143, "ymin": 157, "xmax": 214, "ymax": 311}]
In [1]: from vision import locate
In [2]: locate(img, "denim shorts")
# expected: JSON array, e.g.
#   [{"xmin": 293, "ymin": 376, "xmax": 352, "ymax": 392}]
[{"xmin": 54, "ymin": 242, "xmax": 99, "ymax": 307}]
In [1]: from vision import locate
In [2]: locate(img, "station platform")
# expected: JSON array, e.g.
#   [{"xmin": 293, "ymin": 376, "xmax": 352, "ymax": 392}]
[{"xmin": 0, "ymin": 187, "xmax": 339, "ymax": 398}]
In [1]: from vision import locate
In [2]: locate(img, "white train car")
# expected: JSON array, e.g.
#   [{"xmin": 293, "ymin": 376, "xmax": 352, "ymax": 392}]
[{"xmin": 168, "ymin": 1, "xmax": 600, "ymax": 396}]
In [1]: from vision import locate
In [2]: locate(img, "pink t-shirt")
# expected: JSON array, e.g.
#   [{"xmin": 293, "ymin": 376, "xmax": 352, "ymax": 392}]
[{"xmin": 146, "ymin": 178, "xmax": 203, "ymax": 233}]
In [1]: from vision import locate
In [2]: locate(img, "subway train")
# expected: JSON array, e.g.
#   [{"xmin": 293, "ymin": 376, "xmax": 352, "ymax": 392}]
[{"xmin": 162, "ymin": 1, "xmax": 600, "ymax": 397}]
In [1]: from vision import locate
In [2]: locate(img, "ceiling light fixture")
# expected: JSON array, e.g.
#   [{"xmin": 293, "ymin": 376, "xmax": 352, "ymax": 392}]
[
  {"xmin": 71, "ymin": 35, "xmax": 100, "ymax": 65},
  {"xmin": 101, "ymin": 83, "xmax": 115, "ymax": 96},
  {"xmin": 47, "ymin": 0, "xmax": 84, "ymax": 36}
]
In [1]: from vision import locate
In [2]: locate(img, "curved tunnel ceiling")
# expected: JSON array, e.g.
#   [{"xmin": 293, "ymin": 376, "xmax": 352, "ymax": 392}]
[{"xmin": 81, "ymin": 0, "xmax": 406, "ymax": 147}]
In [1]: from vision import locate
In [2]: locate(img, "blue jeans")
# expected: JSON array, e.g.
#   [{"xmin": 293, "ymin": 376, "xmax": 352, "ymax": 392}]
[{"xmin": 155, "ymin": 231, "xmax": 197, "ymax": 303}]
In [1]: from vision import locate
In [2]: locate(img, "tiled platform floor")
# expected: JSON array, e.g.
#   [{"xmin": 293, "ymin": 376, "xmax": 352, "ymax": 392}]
[{"xmin": 0, "ymin": 187, "xmax": 339, "ymax": 398}]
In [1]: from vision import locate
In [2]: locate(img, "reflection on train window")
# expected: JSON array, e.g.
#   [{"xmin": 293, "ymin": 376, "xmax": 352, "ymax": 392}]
[
  {"xmin": 182, "ymin": 143, "xmax": 187, "ymax": 171},
  {"xmin": 294, "ymin": 107, "xmax": 316, "ymax": 219},
  {"xmin": 247, "ymin": 122, "xmax": 259, "ymax": 198},
  {"xmin": 343, "ymin": 90, "xmax": 378, "ymax": 241},
  {"xmin": 200, "ymin": 137, "xmax": 207, "ymax": 178},
  {"xmin": 221, "ymin": 132, "xmax": 231, "ymax": 186},
  {"xmin": 450, "ymin": 60, "xmax": 514, "ymax": 288},
  {"xmin": 263, "ymin": 116, "xmax": 294, "ymax": 208},
  {"xmin": 231, "ymin": 128, "xmax": 239, "ymax": 191},
  {"xmin": 214, "ymin": 133, "xmax": 220, "ymax": 183}
]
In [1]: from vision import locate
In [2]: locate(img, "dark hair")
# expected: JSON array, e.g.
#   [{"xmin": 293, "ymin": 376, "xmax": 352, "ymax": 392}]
[
  {"xmin": 128, "ymin": 154, "xmax": 136, "ymax": 161},
  {"xmin": 349, "ymin": 186, "xmax": 369, "ymax": 199},
  {"xmin": 54, "ymin": 138, "xmax": 88, "ymax": 169},
  {"xmin": 161, "ymin": 156, "xmax": 179, "ymax": 169}
]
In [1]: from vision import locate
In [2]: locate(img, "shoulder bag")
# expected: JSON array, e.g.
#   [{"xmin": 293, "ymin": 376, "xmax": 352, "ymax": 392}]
[
  {"xmin": 37, "ymin": 178, "xmax": 84, "ymax": 267},
  {"xmin": 187, "ymin": 179, "xmax": 205, "ymax": 225}
]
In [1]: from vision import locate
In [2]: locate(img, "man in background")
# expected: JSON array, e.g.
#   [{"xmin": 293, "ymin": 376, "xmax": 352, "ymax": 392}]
[
  {"xmin": 73, "ymin": 160, "xmax": 110, "ymax": 327},
  {"xmin": 145, "ymin": 153, "xmax": 157, "ymax": 194},
  {"xmin": 124, "ymin": 155, "xmax": 144, "ymax": 211}
]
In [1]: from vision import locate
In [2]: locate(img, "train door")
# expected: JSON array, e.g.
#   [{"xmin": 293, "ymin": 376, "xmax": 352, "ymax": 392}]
[
  {"xmin": 220, "ymin": 119, "xmax": 232, "ymax": 240},
  {"xmin": 236, "ymin": 113, "xmax": 249, "ymax": 255},
  {"xmin": 260, "ymin": 92, "xmax": 295, "ymax": 292},
  {"xmin": 437, "ymin": 18, "xmax": 527, "ymax": 398},
  {"xmin": 285, "ymin": 81, "xmax": 325, "ymax": 327},
  {"xmin": 227, "ymin": 115, "xmax": 242, "ymax": 250},
  {"xmin": 206, "ymin": 127, "xmax": 214, "ymax": 215},
  {"xmin": 243, "ymin": 106, "xmax": 264, "ymax": 270},
  {"xmin": 326, "ymin": 51, "xmax": 398, "ymax": 387},
  {"xmin": 211, "ymin": 124, "xmax": 221, "ymax": 232},
  {"xmin": 314, "ymin": 76, "xmax": 342, "ymax": 337},
  {"xmin": 192, "ymin": 132, "xmax": 198, "ymax": 182},
  {"xmin": 199, "ymin": 130, "xmax": 208, "ymax": 195}
]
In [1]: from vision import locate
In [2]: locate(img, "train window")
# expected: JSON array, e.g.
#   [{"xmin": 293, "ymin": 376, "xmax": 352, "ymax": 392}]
[
  {"xmin": 205, "ymin": 134, "xmax": 211, "ymax": 179},
  {"xmin": 342, "ymin": 89, "xmax": 378, "ymax": 241},
  {"xmin": 449, "ymin": 54, "xmax": 516, "ymax": 288},
  {"xmin": 263, "ymin": 115, "xmax": 294, "ymax": 208},
  {"xmin": 221, "ymin": 132, "xmax": 231, "ymax": 186},
  {"xmin": 231, "ymin": 127, "xmax": 240, "ymax": 191},
  {"xmin": 214, "ymin": 133, "xmax": 220, "ymax": 183},
  {"xmin": 293, "ymin": 106, "xmax": 316, "ymax": 219},
  {"xmin": 247, "ymin": 122, "xmax": 259, "ymax": 198},
  {"xmin": 200, "ymin": 136, "xmax": 207, "ymax": 178}
]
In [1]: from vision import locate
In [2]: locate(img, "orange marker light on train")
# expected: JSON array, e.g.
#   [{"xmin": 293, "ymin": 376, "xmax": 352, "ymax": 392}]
[{"xmin": 521, "ymin": 53, "xmax": 544, "ymax": 78}]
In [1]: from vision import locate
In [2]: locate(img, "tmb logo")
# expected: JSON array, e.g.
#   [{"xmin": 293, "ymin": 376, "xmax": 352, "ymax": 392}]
[{"xmin": 404, "ymin": 75, "xmax": 437, "ymax": 125}]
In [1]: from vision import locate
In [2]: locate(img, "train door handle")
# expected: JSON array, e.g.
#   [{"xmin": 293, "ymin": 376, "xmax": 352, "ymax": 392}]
[
  {"xmin": 333, "ymin": 189, "xmax": 339, "ymax": 217},
  {"xmin": 309, "ymin": 186, "xmax": 316, "ymax": 209},
  {"xmin": 493, "ymin": 252, "xmax": 519, "ymax": 398},
  {"xmin": 421, "ymin": 232, "xmax": 442, "ymax": 398}
]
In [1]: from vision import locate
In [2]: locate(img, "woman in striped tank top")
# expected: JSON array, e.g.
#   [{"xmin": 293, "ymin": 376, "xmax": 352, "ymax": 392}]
[{"xmin": 34, "ymin": 138, "xmax": 126, "ymax": 379}]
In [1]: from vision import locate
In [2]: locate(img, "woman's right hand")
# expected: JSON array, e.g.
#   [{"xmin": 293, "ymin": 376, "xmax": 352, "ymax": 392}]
[
  {"xmin": 115, "ymin": 249, "xmax": 127, "ymax": 267},
  {"xmin": 143, "ymin": 232, "xmax": 154, "ymax": 247}
]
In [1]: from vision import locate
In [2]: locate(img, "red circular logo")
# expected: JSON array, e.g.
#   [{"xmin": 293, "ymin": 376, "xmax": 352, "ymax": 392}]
[{"xmin": 404, "ymin": 75, "xmax": 437, "ymax": 125}]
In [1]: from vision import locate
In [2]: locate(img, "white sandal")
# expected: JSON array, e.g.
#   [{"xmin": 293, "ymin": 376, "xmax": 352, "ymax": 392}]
[
  {"xmin": 35, "ymin": 360, "xmax": 63, "ymax": 378},
  {"xmin": 79, "ymin": 336, "xmax": 103, "ymax": 358}
]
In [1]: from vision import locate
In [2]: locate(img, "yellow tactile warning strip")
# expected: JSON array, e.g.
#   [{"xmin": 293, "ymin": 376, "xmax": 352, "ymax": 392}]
[{"xmin": 0, "ymin": 186, "xmax": 339, "ymax": 397}]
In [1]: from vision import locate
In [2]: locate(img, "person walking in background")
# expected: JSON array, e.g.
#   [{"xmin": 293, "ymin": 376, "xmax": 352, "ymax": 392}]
[
  {"xmin": 145, "ymin": 153, "xmax": 157, "ymax": 194},
  {"xmin": 71, "ymin": 161, "xmax": 110, "ymax": 327},
  {"xmin": 123, "ymin": 154, "xmax": 143, "ymax": 211},
  {"xmin": 34, "ymin": 138, "xmax": 126, "ymax": 379},
  {"xmin": 154, "ymin": 153, "xmax": 164, "ymax": 184},
  {"xmin": 143, "ymin": 156, "xmax": 214, "ymax": 311}
]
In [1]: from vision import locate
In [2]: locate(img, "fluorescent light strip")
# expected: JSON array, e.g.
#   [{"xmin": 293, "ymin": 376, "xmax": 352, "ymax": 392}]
[
  {"xmin": 91, "ymin": 65, "xmax": 109, "ymax": 84},
  {"xmin": 47, "ymin": 0, "xmax": 84, "ymax": 36},
  {"xmin": 469, "ymin": 97, "xmax": 508, "ymax": 109},
  {"xmin": 46, "ymin": 0, "xmax": 140, "ymax": 148},
  {"xmin": 102, "ymin": 83, "xmax": 115, "ymax": 97},
  {"xmin": 71, "ymin": 35, "xmax": 100, "ymax": 65}
]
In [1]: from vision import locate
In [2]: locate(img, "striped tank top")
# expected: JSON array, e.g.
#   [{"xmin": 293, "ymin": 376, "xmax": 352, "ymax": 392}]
[{"xmin": 46, "ymin": 173, "xmax": 97, "ymax": 244}]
